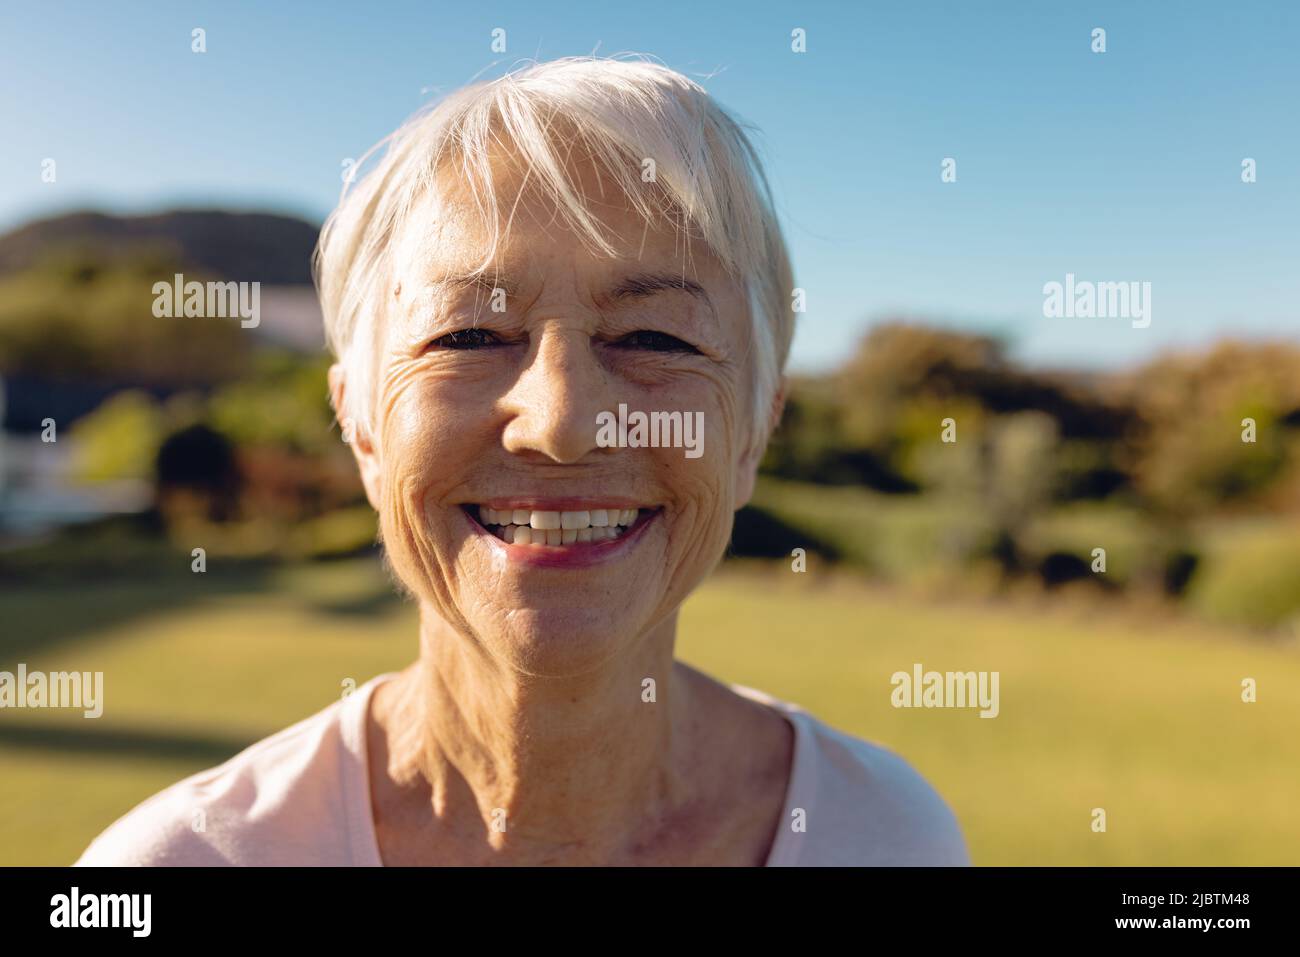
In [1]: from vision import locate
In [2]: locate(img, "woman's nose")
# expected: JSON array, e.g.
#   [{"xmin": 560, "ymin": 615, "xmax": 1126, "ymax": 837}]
[{"xmin": 500, "ymin": 328, "xmax": 611, "ymax": 464}]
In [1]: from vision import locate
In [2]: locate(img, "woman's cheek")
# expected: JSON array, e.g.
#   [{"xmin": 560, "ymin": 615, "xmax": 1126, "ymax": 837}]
[
  {"xmin": 372, "ymin": 382, "xmax": 458, "ymax": 599},
  {"xmin": 655, "ymin": 413, "xmax": 740, "ymax": 600}
]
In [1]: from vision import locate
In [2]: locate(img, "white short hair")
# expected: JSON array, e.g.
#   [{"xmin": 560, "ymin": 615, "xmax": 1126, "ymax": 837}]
[{"xmin": 314, "ymin": 55, "xmax": 795, "ymax": 461}]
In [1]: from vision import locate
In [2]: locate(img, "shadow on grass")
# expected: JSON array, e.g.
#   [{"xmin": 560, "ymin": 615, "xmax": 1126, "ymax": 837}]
[
  {"xmin": 0, "ymin": 719, "xmax": 256, "ymax": 764},
  {"xmin": 0, "ymin": 512, "xmax": 405, "ymax": 660},
  {"xmin": 305, "ymin": 588, "xmax": 405, "ymax": 618},
  {"xmin": 0, "ymin": 514, "xmax": 395, "ymax": 661},
  {"xmin": 726, "ymin": 504, "xmax": 841, "ymax": 562}
]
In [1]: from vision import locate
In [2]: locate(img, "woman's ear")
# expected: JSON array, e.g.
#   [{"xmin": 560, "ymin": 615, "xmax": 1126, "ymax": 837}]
[
  {"xmin": 733, "ymin": 376, "xmax": 787, "ymax": 509},
  {"xmin": 329, "ymin": 363, "xmax": 383, "ymax": 511}
]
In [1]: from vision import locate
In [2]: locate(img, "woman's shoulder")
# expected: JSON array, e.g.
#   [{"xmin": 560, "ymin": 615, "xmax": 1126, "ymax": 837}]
[
  {"xmin": 74, "ymin": 679, "xmax": 386, "ymax": 866},
  {"xmin": 728, "ymin": 682, "xmax": 971, "ymax": 866}
]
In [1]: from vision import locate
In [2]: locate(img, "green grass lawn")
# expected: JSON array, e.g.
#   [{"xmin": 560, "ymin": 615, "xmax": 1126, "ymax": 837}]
[{"xmin": 2, "ymin": 555, "xmax": 1296, "ymax": 865}]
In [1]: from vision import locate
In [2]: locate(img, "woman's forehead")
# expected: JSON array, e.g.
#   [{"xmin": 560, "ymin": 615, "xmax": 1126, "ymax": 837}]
[{"xmin": 391, "ymin": 157, "xmax": 724, "ymax": 289}]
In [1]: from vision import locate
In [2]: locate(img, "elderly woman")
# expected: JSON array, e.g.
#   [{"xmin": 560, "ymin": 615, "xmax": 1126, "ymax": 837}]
[{"xmin": 77, "ymin": 57, "xmax": 968, "ymax": 866}]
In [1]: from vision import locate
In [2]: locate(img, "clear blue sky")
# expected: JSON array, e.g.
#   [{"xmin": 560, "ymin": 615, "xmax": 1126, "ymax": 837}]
[{"xmin": 2, "ymin": 0, "xmax": 1297, "ymax": 373}]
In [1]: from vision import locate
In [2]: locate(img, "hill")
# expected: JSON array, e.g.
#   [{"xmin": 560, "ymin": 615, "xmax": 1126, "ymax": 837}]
[{"xmin": 0, "ymin": 210, "xmax": 320, "ymax": 285}]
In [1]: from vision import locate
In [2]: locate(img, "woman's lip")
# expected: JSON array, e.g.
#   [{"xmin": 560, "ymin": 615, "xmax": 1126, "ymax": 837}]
[
  {"xmin": 465, "ymin": 498, "xmax": 652, "ymax": 511},
  {"xmin": 461, "ymin": 505, "xmax": 660, "ymax": 567}
]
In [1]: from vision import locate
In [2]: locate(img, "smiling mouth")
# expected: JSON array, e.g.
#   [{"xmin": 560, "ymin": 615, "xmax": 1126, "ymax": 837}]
[{"xmin": 465, "ymin": 505, "xmax": 652, "ymax": 546}]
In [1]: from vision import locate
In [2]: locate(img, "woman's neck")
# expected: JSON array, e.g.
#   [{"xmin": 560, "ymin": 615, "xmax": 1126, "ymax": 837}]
[{"xmin": 371, "ymin": 609, "xmax": 723, "ymax": 865}]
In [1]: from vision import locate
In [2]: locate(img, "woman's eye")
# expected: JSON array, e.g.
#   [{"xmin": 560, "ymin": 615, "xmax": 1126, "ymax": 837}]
[
  {"xmin": 613, "ymin": 330, "xmax": 700, "ymax": 354},
  {"xmin": 427, "ymin": 328, "xmax": 501, "ymax": 350}
]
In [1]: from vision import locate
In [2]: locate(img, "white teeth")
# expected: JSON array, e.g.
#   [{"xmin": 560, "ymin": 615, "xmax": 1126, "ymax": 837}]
[
  {"xmin": 561, "ymin": 510, "xmax": 590, "ymax": 530},
  {"xmin": 475, "ymin": 505, "xmax": 645, "ymax": 545},
  {"xmin": 530, "ymin": 511, "xmax": 561, "ymax": 530}
]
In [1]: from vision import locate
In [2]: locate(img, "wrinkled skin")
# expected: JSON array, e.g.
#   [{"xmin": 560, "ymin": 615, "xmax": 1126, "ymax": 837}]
[{"xmin": 333, "ymin": 153, "xmax": 792, "ymax": 865}]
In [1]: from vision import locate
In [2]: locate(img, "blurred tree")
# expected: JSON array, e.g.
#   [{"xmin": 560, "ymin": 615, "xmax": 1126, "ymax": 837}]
[
  {"xmin": 835, "ymin": 322, "xmax": 1006, "ymax": 455},
  {"xmin": 206, "ymin": 352, "xmax": 340, "ymax": 455},
  {"xmin": 69, "ymin": 390, "xmax": 165, "ymax": 482},
  {"xmin": 0, "ymin": 247, "xmax": 251, "ymax": 387},
  {"xmin": 1118, "ymin": 341, "xmax": 1300, "ymax": 519},
  {"xmin": 156, "ymin": 423, "xmax": 240, "ymax": 523},
  {"xmin": 827, "ymin": 322, "xmax": 1133, "ymax": 498}
]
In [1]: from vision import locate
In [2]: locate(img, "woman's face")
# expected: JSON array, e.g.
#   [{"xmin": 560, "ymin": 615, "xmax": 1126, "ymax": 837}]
[{"xmin": 344, "ymin": 157, "xmax": 765, "ymax": 676}]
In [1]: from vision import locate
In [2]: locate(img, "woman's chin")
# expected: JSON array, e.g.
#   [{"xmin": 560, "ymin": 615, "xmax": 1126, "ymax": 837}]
[{"xmin": 481, "ymin": 608, "xmax": 648, "ymax": 676}]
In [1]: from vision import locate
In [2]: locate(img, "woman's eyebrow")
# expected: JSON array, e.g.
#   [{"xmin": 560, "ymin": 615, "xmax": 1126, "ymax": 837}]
[
  {"xmin": 431, "ymin": 273, "xmax": 517, "ymax": 296},
  {"xmin": 606, "ymin": 272, "xmax": 711, "ymax": 307}
]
